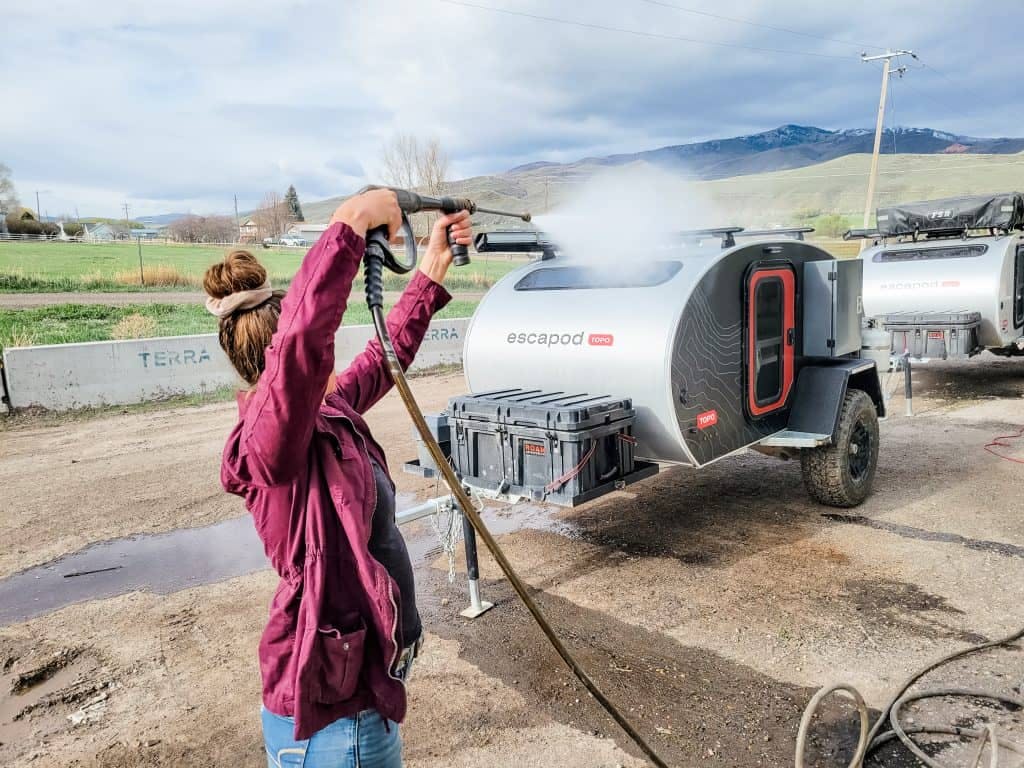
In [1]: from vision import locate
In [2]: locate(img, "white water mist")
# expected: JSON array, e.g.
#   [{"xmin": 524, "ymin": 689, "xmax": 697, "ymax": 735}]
[{"xmin": 530, "ymin": 163, "xmax": 728, "ymax": 263}]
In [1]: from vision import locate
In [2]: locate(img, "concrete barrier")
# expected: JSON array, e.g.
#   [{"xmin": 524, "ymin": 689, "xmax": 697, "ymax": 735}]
[{"xmin": 2, "ymin": 318, "xmax": 469, "ymax": 411}]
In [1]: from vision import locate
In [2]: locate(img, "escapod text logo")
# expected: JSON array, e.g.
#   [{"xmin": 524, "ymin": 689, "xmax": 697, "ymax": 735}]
[
  {"xmin": 505, "ymin": 331, "xmax": 614, "ymax": 348},
  {"xmin": 696, "ymin": 410, "xmax": 718, "ymax": 430}
]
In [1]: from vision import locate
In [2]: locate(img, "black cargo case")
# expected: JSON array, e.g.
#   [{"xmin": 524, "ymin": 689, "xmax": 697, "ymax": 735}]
[
  {"xmin": 876, "ymin": 193, "xmax": 1024, "ymax": 237},
  {"xmin": 448, "ymin": 389, "xmax": 656, "ymax": 506},
  {"xmin": 883, "ymin": 310, "xmax": 983, "ymax": 359}
]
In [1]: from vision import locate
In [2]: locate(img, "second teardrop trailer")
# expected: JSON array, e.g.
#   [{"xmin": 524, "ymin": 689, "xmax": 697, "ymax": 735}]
[{"xmin": 409, "ymin": 228, "xmax": 886, "ymax": 508}]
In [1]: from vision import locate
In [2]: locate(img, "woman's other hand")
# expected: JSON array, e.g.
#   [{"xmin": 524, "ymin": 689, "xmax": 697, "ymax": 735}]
[
  {"xmin": 331, "ymin": 189, "xmax": 403, "ymax": 241},
  {"xmin": 419, "ymin": 210, "xmax": 472, "ymax": 284}
]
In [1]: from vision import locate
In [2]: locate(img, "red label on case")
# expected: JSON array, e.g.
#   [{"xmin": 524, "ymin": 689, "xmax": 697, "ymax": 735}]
[{"xmin": 587, "ymin": 333, "xmax": 614, "ymax": 346}]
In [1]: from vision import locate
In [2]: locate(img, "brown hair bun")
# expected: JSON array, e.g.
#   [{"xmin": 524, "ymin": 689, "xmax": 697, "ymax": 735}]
[{"xmin": 203, "ymin": 250, "xmax": 267, "ymax": 299}]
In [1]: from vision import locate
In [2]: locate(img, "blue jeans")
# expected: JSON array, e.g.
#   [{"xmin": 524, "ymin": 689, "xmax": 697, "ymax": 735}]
[{"xmin": 261, "ymin": 706, "xmax": 402, "ymax": 768}]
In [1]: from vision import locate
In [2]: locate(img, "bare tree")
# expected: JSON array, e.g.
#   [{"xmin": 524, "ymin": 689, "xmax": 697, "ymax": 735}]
[
  {"xmin": 380, "ymin": 134, "xmax": 449, "ymax": 195},
  {"xmin": 254, "ymin": 191, "xmax": 291, "ymax": 241},
  {"xmin": 0, "ymin": 163, "xmax": 18, "ymax": 215},
  {"xmin": 416, "ymin": 138, "xmax": 449, "ymax": 198},
  {"xmin": 168, "ymin": 214, "xmax": 238, "ymax": 243},
  {"xmin": 381, "ymin": 134, "xmax": 419, "ymax": 190},
  {"xmin": 380, "ymin": 135, "xmax": 450, "ymax": 237}
]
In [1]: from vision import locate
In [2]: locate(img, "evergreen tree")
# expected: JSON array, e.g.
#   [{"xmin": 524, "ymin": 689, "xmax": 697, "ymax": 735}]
[{"xmin": 284, "ymin": 185, "xmax": 304, "ymax": 222}]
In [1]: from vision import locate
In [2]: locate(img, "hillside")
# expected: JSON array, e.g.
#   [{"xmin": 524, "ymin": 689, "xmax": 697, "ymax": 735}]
[
  {"xmin": 693, "ymin": 150, "xmax": 1024, "ymax": 225},
  {"xmin": 301, "ymin": 149, "xmax": 1024, "ymax": 229}
]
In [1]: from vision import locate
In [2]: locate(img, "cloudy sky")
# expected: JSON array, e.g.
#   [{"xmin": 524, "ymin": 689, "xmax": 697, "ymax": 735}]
[{"xmin": 3, "ymin": 1, "xmax": 1022, "ymax": 218}]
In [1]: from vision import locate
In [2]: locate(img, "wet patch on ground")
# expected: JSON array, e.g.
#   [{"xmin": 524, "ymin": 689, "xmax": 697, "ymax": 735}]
[
  {"xmin": 825, "ymin": 512, "xmax": 1024, "ymax": 560},
  {"xmin": 838, "ymin": 578, "xmax": 988, "ymax": 645},
  {"xmin": 419, "ymin": 567, "xmax": 866, "ymax": 767}
]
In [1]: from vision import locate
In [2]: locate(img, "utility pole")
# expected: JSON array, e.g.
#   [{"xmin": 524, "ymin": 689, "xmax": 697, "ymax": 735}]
[
  {"xmin": 35, "ymin": 190, "xmax": 42, "ymax": 221},
  {"xmin": 860, "ymin": 50, "xmax": 912, "ymax": 235},
  {"xmin": 234, "ymin": 195, "xmax": 240, "ymax": 243}
]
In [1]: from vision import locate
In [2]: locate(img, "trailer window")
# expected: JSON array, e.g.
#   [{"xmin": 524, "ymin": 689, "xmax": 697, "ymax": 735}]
[
  {"xmin": 873, "ymin": 244, "xmax": 988, "ymax": 262},
  {"xmin": 514, "ymin": 261, "xmax": 682, "ymax": 291},
  {"xmin": 747, "ymin": 266, "xmax": 796, "ymax": 417}
]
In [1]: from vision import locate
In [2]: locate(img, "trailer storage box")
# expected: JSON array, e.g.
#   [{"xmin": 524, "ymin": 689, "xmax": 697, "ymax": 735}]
[
  {"xmin": 883, "ymin": 311, "xmax": 983, "ymax": 359},
  {"xmin": 449, "ymin": 389, "xmax": 647, "ymax": 506},
  {"xmin": 876, "ymin": 193, "xmax": 1024, "ymax": 237}
]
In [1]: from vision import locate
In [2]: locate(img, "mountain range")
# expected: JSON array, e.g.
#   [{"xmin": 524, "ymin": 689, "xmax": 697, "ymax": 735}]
[
  {"xmin": 505, "ymin": 124, "xmax": 1024, "ymax": 181},
  {"xmin": 138, "ymin": 124, "xmax": 1024, "ymax": 225}
]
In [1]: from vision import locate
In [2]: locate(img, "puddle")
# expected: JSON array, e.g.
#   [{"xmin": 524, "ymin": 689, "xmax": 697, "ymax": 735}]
[
  {"xmin": 0, "ymin": 517, "xmax": 268, "ymax": 627},
  {"xmin": 0, "ymin": 498, "xmax": 570, "ymax": 627}
]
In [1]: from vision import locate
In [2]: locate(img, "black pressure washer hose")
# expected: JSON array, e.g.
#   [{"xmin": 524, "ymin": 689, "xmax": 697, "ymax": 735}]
[{"xmin": 364, "ymin": 253, "xmax": 670, "ymax": 768}]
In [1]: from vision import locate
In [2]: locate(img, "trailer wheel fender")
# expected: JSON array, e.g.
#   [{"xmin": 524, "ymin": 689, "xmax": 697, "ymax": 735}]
[{"xmin": 786, "ymin": 360, "xmax": 885, "ymax": 443}]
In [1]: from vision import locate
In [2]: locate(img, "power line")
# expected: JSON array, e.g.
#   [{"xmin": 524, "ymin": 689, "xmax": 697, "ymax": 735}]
[
  {"xmin": 438, "ymin": 0, "xmax": 855, "ymax": 60},
  {"xmin": 631, "ymin": 0, "xmax": 885, "ymax": 52}
]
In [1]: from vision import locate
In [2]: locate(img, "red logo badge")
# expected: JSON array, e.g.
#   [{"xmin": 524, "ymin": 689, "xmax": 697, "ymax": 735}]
[
  {"xmin": 588, "ymin": 333, "xmax": 614, "ymax": 346},
  {"xmin": 523, "ymin": 442, "xmax": 546, "ymax": 456},
  {"xmin": 696, "ymin": 410, "xmax": 718, "ymax": 430}
]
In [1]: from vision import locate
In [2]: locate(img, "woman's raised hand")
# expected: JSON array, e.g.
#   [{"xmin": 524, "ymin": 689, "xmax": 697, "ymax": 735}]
[
  {"xmin": 331, "ymin": 189, "xmax": 403, "ymax": 240},
  {"xmin": 419, "ymin": 210, "xmax": 472, "ymax": 284}
]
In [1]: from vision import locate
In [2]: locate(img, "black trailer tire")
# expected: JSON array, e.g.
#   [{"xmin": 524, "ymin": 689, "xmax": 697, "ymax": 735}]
[{"xmin": 800, "ymin": 389, "xmax": 879, "ymax": 507}]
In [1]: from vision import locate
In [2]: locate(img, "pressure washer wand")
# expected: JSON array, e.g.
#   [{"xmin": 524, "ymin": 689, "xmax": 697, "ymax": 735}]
[{"xmin": 360, "ymin": 185, "xmax": 531, "ymax": 267}]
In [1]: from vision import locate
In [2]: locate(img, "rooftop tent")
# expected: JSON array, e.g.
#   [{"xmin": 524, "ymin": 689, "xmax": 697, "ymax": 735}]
[{"xmin": 876, "ymin": 192, "xmax": 1024, "ymax": 237}]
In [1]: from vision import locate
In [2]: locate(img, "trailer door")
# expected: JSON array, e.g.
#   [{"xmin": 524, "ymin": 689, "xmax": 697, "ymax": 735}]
[
  {"xmin": 747, "ymin": 265, "xmax": 796, "ymax": 417},
  {"xmin": 1014, "ymin": 244, "xmax": 1024, "ymax": 328}
]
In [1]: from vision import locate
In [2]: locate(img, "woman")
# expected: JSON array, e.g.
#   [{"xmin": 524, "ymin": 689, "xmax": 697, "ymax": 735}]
[{"xmin": 205, "ymin": 188, "xmax": 472, "ymax": 768}]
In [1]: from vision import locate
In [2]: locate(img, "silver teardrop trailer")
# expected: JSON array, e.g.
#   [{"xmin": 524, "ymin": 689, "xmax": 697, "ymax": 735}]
[
  {"xmin": 857, "ymin": 193, "xmax": 1024, "ymax": 366},
  {"xmin": 409, "ymin": 228, "xmax": 886, "ymax": 508}
]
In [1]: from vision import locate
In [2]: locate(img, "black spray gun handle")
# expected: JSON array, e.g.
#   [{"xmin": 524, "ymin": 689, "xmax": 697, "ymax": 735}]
[{"xmin": 357, "ymin": 185, "xmax": 531, "ymax": 307}]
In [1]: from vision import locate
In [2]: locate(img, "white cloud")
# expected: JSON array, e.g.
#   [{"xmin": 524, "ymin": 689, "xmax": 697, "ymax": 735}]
[{"xmin": 1, "ymin": 0, "xmax": 1021, "ymax": 216}]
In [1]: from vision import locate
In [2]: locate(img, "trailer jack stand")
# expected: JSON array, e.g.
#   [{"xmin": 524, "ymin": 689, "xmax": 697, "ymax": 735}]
[{"xmin": 459, "ymin": 513, "xmax": 494, "ymax": 619}]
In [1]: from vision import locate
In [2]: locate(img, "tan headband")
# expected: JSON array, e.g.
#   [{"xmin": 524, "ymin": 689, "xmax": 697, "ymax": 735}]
[{"xmin": 204, "ymin": 280, "xmax": 273, "ymax": 318}]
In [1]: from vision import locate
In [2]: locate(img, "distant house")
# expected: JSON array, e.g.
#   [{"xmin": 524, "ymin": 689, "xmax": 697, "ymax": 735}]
[
  {"xmin": 239, "ymin": 218, "xmax": 259, "ymax": 243},
  {"xmin": 83, "ymin": 223, "xmax": 126, "ymax": 241},
  {"xmin": 130, "ymin": 228, "xmax": 162, "ymax": 240},
  {"xmin": 286, "ymin": 223, "xmax": 329, "ymax": 243}
]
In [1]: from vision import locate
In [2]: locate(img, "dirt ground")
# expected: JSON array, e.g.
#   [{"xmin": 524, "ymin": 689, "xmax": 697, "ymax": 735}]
[{"xmin": 2, "ymin": 361, "xmax": 1024, "ymax": 766}]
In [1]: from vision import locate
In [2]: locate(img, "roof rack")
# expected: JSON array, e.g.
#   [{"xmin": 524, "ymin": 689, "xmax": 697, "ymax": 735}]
[
  {"xmin": 474, "ymin": 230, "xmax": 557, "ymax": 260},
  {"xmin": 737, "ymin": 227, "xmax": 815, "ymax": 242},
  {"xmin": 843, "ymin": 228, "xmax": 882, "ymax": 241},
  {"xmin": 677, "ymin": 226, "xmax": 744, "ymax": 249}
]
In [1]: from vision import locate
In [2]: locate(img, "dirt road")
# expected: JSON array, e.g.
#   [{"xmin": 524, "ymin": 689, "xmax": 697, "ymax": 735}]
[
  {"xmin": 0, "ymin": 292, "xmax": 486, "ymax": 309},
  {"xmin": 2, "ymin": 361, "xmax": 1024, "ymax": 766}
]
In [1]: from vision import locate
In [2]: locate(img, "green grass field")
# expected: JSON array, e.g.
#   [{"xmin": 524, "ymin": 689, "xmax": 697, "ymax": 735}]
[
  {"xmin": 0, "ymin": 299, "xmax": 480, "ymax": 352},
  {"xmin": 0, "ymin": 240, "xmax": 524, "ymax": 292}
]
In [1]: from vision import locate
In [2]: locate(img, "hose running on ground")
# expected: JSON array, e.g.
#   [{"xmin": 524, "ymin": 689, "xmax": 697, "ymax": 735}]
[
  {"xmin": 795, "ymin": 624, "xmax": 1024, "ymax": 767},
  {"xmin": 365, "ymin": 256, "xmax": 669, "ymax": 768}
]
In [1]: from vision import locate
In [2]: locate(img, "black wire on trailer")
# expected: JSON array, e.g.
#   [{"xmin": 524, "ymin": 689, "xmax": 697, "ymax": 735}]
[{"xmin": 438, "ymin": 0, "xmax": 855, "ymax": 61}]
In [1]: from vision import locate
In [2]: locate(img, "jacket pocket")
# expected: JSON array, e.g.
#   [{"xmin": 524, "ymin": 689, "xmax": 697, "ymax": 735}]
[{"xmin": 309, "ymin": 615, "xmax": 366, "ymax": 704}]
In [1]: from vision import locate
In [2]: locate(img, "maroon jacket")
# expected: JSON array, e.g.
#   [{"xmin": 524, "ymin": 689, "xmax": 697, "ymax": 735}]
[{"xmin": 219, "ymin": 222, "xmax": 451, "ymax": 740}]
